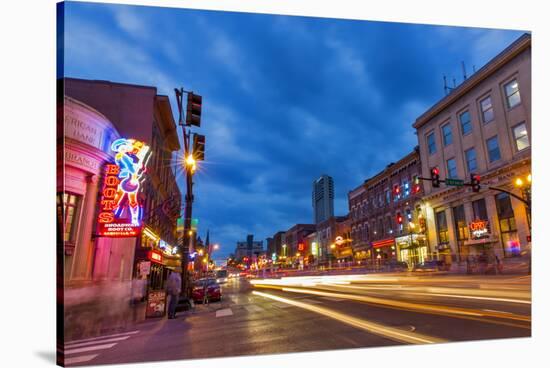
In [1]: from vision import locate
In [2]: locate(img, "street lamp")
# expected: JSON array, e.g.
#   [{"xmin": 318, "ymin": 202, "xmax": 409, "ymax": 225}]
[{"xmin": 185, "ymin": 154, "xmax": 196, "ymax": 173}]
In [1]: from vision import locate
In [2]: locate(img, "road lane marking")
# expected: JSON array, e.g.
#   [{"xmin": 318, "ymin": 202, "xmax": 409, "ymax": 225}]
[
  {"xmin": 216, "ymin": 308, "xmax": 233, "ymax": 317},
  {"xmin": 253, "ymin": 291, "xmax": 446, "ymax": 345},
  {"xmin": 64, "ymin": 336, "xmax": 131, "ymax": 348},
  {"xmin": 64, "ymin": 354, "xmax": 98, "ymax": 365},
  {"xmin": 65, "ymin": 330, "xmax": 140, "ymax": 345},
  {"xmin": 244, "ymin": 305, "xmax": 265, "ymax": 313},
  {"xmin": 65, "ymin": 343, "xmax": 117, "ymax": 355}
]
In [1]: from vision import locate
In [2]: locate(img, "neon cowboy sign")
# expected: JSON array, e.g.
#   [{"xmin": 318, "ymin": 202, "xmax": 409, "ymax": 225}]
[{"xmin": 97, "ymin": 138, "xmax": 151, "ymax": 237}]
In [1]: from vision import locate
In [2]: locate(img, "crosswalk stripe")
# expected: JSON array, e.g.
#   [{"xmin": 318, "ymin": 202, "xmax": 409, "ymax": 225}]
[
  {"xmin": 64, "ymin": 354, "xmax": 99, "ymax": 365},
  {"xmin": 64, "ymin": 336, "xmax": 131, "ymax": 349},
  {"xmin": 65, "ymin": 343, "xmax": 117, "ymax": 355},
  {"xmin": 65, "ymin": 330, "xmax": 140, "ymax": 345},
  {"xmin": 216, "ymin": 308, "xmax": 233, "ymax": 317}
]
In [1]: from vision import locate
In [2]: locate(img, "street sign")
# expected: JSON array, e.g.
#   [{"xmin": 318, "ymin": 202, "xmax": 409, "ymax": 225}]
[{"xmin": 445, "ymin": 178, "xmax": 464, "ymax": 186}]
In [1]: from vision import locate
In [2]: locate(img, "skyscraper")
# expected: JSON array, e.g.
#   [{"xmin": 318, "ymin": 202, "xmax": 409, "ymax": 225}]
[{"xmin": 312, "ymin": 175, "xmax": 334, "ymax": 224}]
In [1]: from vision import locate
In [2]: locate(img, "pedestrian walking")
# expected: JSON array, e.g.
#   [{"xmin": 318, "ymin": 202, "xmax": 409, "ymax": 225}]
[
  {"xmin": 166, "ymin": 271, "xmax": 182, "ymax": 319},
  {"xmin": 495, "ymin": 255, "xmax": 503, "ymax": 274}
]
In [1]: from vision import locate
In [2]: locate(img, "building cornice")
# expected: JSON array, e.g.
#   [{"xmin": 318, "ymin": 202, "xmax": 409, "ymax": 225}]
[{"xmin": 413, "ymin": 33, "xmax": 531, "ymax": 130}]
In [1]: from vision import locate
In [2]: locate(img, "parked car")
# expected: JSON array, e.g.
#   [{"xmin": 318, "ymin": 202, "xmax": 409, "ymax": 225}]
[
  {"xmin": 414, "ymin": 260, "xmax": 447, "ymax": 271},
  {"xmin": 191, "ymin": 278, "xmax": 222, "ymax": 303},
  {"xmin": 386, "ymin": 260, "xmax": 409, "ymax": 271}
]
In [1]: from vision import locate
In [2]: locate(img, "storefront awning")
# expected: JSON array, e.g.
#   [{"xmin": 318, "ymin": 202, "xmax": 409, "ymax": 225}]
[
  {"xmin": 464, "ymin": 236, "xmax": 498, "ymax": 246},
  {"xmin": 372, "ymin": 238, "xmax": 394, "ymax": 248}
]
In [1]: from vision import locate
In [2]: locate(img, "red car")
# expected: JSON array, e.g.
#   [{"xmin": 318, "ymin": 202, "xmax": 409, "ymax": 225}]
[{"xmin": 191, "ymin": 279, "xmax": 222, "ymax": 303}]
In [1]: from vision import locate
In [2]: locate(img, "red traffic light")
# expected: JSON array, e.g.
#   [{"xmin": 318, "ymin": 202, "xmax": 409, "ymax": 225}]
[
  {"xmin": 396, "ymin": 213, "xmax": 403, "ymax": 224},
  {"xmin": 393, "ymin": 185, "xmax": 400, "ymax": 195},
  {"xmin": 432, "ymin": 167, "xmax": 439, "ymax": 175}
]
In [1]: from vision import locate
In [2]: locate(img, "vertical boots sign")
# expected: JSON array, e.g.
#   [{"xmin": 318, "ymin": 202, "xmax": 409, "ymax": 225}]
[{"xmin": 97, "ymin": 138, "xmax": 151, "ymax": 237}]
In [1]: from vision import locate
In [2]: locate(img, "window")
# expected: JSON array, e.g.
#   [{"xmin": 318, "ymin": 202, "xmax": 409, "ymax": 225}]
[
  {"xmin": 504, "ymin": 79, "xmax": 521, "ymax": 108},
  {"xmin": 453, "ymin": 205, "xmax": 468, "ymax": 241},
  {"xmin": 441, "ymin": 123, "xmax": 453, "ymax": 146},
  {"xmin": 459, "ymin": 110, "xmax": 472, "ymax": 135},
  {"xmin": 495, "ymin": 193, "xmax": 520, "ymax": 257},
  {"xmin": 464, "ymin": 148, "xmax": 477, "ymax": 173},
  {"xmin": 386, "ymin": 216, "xmax": 393, "ymax": 234},
  {"xmin": 486, "ymin": 136, "xmax": 501, "ymax": 162},
  {"xmin": 435, "ymin": 210, "xmax": 449, "ymax": 244},
  {"xmin": 385, "ymin": 189, "xmax": 391, "ymax": 204},
  {"xmin": 480, "ymin": 96, "xmax": 494, "ymax": 123},
  {"xmin": 427, "ymin": 132, "xmax": 436, "ymax": 155},
  {"xmin": 446, "ymin": 158, "xmax": 457, "ymax": 179},
  {"xmin": 512, "ymin": 122, "xmax": 530, "ymax": 151},
  {"xmin": 472, "ymin": 198, "xmax": 488, "ymax": 221},
  {"xmin": 57, "ymin": 192, "xmax": 82, "ymax": 244}
]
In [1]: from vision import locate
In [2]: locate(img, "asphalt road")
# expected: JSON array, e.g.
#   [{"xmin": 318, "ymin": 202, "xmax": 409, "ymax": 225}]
[{"xmin": 63, "ymin": 273, "xmax": 531, "ymax": 366}]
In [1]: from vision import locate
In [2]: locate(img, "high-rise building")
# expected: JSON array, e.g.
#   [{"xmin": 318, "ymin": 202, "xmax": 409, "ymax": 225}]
[
  {"xmin": 312, "ymin": 175, "xmax": 334, "ymax": 224},
  {"xmin": 234, "ymin": 234, "xmax": 264, "ymax": 261}
]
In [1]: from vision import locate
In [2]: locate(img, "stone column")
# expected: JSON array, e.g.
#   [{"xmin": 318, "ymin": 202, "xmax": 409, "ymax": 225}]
[
  {"xmin": 485, "ymin": 193, "xmax": 504, "ymax": 259},
  {"xmin": 510, "ymin": 196, "xmax": 530, "ymax": 251},
  {"xmin": 462, "ymin": 201, "xmax": 474, "ymax": 259},
  {"xmin": 425, "ymin": 206, "xmax": 438, "ymax": 260},
  {"xmin": 444, "ymin": 207, "xmax": 459, "ymax": 262},
  {"xmin": 70, "ymin": 174, "xmax": 99, "ymax": 281}
]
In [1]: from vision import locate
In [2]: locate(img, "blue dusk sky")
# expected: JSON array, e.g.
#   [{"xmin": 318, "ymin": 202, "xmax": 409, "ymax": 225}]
[{"xmin": 61, "ymin": 1, "xmax": 525, "ymax": 259}]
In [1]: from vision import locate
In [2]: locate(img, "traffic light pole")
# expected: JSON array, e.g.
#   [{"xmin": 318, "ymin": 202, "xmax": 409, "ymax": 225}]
[
  {"xmin": 175, "ymin": 87, "xmax": 193, "ymax": 298},
  {"xmin": 175, "ymin": 87, "xmax": 204, "ymax": 298},
  {"xmin": 417, "ymin": 176, "xmax": 531, "ymax": 207}
]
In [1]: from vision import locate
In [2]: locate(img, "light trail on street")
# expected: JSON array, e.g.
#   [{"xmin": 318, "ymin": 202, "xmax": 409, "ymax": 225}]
[{"xmin": 252, "ymin": 290, "xmax": 447, "ymax": 345}]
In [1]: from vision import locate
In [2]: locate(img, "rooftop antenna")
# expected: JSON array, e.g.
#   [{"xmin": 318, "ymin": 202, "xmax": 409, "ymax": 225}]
[
  {"xmin": 443, "ymin": 75, "xmax": 448, "ymax": 95},
  {"xmin": 461, "ymin": 61, "xmax": 467, "ymax": 81}
]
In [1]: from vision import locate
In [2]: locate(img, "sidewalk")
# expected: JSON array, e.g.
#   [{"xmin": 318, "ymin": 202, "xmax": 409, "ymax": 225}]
[{"xmin": 448, "ymin": 256, "xmax": 530, "ymax": 275}]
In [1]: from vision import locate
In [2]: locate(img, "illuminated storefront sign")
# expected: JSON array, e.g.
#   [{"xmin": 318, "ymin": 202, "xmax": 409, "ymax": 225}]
[
  {"xmin": 469, "ymin": 220, "xmax": 490, "ymax": 239},
  {"xmin": 311, "ymin": 242, "xmax": 318, "ymax": 256},
  {"xmin": 97, "ymin": 138, "xmax": 151, "ymax": 237},
  {"xmin": 148, "ymin": 250, "xmax": 163, "ymax": 264}
]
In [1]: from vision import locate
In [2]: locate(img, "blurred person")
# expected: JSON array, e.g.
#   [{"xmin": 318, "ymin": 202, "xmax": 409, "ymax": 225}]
[{"xmin": 166, "ymin": 271, "xmax": 182, "ymax": 319}]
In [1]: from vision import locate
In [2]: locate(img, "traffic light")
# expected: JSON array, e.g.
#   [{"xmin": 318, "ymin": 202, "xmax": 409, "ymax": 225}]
[
  {"xmin": 430, "ymin": 167, "xmax": 440, "ymax": 188},
  {"xmin": 413, "ymin": 175, "xmax": 421, "ymax": 193},
  {"xmin": 193, "ymin": 134, "xmax": 205, "ymax": 161},
  {"xmin": 470, "ymin": 173, "xmax": 481, "ymax": 192},
  {"xmin": 396, "ymin": 212, "xmax": 403, "ymax": 225},
  {"xmin": 186, "ymin": 93, "xmax": 202, "ymax": 127},
  {"xmin": 393, "ymin": 184, "xmax": 400, "ymax": 197}
]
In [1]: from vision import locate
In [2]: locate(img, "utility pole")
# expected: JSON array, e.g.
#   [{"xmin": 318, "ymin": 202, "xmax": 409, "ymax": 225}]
[{"xmin": 174, "ymin": 87, "xmax": 203, "ymax": 297}]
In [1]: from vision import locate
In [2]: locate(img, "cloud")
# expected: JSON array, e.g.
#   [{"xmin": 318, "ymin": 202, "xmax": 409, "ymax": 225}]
[
  {"xmin": 64, "ymin": 16, "xmax": 176, "ymax": 96},
  {"xmin": 111, "ymin": 6, "xmax": 147, "ymax": 35}
]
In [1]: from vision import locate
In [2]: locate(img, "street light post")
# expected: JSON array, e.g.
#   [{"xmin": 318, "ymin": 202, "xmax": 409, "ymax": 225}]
[{"xmin": 174, "ymin": 87, "xmax": 203, "ymax": 298}]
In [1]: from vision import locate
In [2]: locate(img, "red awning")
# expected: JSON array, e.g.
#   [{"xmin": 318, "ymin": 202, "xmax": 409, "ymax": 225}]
[{"xmin": 372, "ymin": 238, "xmax": 395, "ymax": 248}]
